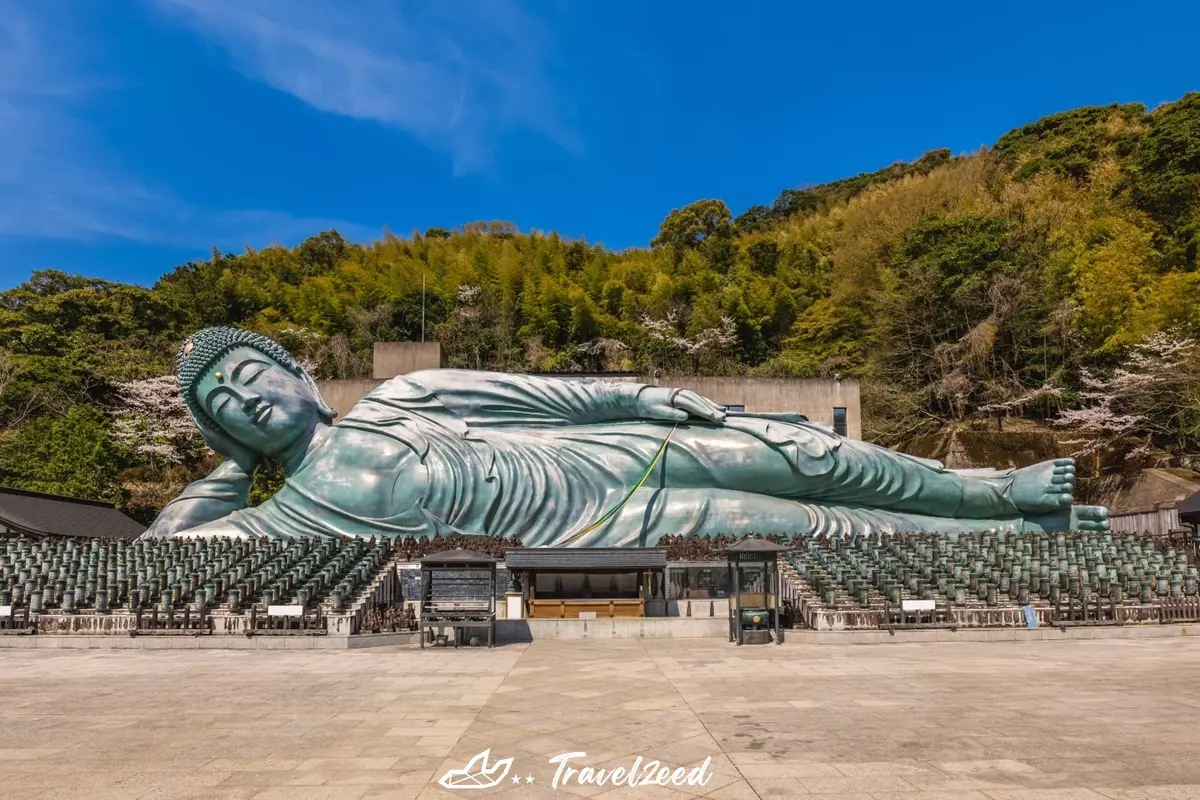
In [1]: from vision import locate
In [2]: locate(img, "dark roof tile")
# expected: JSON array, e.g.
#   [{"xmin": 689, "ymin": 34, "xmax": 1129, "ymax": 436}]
[{"xmin": 0, "ymin": 487, "xmax": 145, "ymax": 539}]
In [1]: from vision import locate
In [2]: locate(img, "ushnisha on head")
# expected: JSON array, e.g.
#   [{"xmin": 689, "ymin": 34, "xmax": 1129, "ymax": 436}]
[{"xmin": 177, "ymin": 327, "xmax": 335, "ymax": 470}]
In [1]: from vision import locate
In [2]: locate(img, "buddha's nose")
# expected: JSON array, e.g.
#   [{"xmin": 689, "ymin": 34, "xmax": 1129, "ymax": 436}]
[{"xmin": 242, "ymin": 394, "xmax": 261, "ymax": 414}]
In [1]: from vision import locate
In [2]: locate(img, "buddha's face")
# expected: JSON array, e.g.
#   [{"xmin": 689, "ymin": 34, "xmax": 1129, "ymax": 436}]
[{"xmin": 194, "ymin": 346, "xmax": 321, "ymax": 455}]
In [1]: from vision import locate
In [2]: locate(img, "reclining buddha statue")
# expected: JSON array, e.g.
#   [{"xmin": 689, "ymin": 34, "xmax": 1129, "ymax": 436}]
[{"xmin": 143, "ymin": 326, "xmax": 1109, "ymax": 544}]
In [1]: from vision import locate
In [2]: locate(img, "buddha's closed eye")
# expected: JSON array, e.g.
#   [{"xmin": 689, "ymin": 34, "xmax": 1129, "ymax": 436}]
[{"xmin": 234, "ymin": 362, "xmax": 268, "ymax": 385}]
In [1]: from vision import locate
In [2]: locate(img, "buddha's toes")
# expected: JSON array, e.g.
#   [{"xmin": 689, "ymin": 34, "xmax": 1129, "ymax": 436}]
[
  {"xmin": 1070, "ymin": 505, "xmax": 1109, "ymax": 532},
  {"xmin": 1010, "ymin": 458, "xmax": 1076, "ymax": 514}
]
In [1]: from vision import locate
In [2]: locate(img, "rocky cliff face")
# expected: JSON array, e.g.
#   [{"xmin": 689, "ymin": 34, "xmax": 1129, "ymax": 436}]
[
  {"xmin": 902, "ymin": 422, "xmax": 1071, "ymax": 470},
  {"xmin": 898, "ymin": 422, "xmax": 1200, "ymax": 513},
  {"xmin": 899, "ymin": 421, "xmax": 1110, "ymax": 505}
]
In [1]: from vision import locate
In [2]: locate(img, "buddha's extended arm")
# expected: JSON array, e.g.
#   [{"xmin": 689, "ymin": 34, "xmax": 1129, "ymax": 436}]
[
  {"xmin": 141, "ymin": 460, "xmax": 252, "ymax": 538},
  {"xmin": 401, "ymin": 369, "xmax": 698, "ymax": 427}
]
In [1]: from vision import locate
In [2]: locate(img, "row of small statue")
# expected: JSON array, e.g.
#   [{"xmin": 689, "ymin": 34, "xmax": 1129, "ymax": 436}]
[
  {"xmin": 362, "ymin": 602, "xmax": 417, "ymax": 633},
  {"xmin": 0, "ymin": 534, "xmax": 389, "ymax": 614},
  {"xmin": 790, "ymin": 530, "xmax": 1198, "ymax": 610}
]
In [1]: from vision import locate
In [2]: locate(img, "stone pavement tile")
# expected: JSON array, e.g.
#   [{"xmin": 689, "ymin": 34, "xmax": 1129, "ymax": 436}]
[
  {"xmin": 388, "ymin": 725, "xmax": 470, "ymax": 738},
  {"xmin": 249, "ymin": 788, "xmax": 369, "ymax": 800},
  {"xmin": 871, "ymin": 792, "xmax": 993, "ymax": 800},
  {"xmin": 323, "ymin": 771, "xmax": 435, "ymax": 786},
  {"xmin": 1024, "ymin": 760, "xmax": 1135, "ymax": 776},
  {"xmin": 1096, "ymin": 788, "xmax": 1200, "ymax": 800},
  {"xmin": 0, "ymin": 770, "xmax": 140, "ymax": 788},
  {"xmin": 700, "ymin": 780, "xmax": 761, "ymax": 799},
  {"xmin": 798, "ymin": 775, "xmax": 916, "ymax": 793},
  {"xmin": 357, "ymin": 789, "xmax": 422, "ymax": 800},
  {"xmin": 546, "ymin": 778, "xmax": 612, "ymax": 798},
  {"xmin": 937, "ymin": 760, "xmax": 1044, "ymax": 775},
  {"xmin": 138, "ymin": 790, "xmax": 260, "ymax": 800},
  {"xmin": 296, "ymin": 758, "xmax": 401, "ymax": 772},
  {"xmin": 832, "ymin": 761, "xmax": 939, "ymax": 777},
  {"xmin": 638, "ymin": 734, "xmax": 724, "ymax": 766},
  {"xmin": 21, "ymin": 790, "xmax": 156, "ymax": 800},
  {"xmin": 980, "ymin": 791, "xmax": 1114, "ymax": 800},
  {"xmin": 414, "ymin": 736, "xmax": 461, "ymax": 747},
  {"xmin": 1022, "ymin": 774, "xmax": 1146, "ymax": 791},
  {"xmin": 414, "ymin": 785, "xmax": 464, "ymax": 799},
  {"xmin": 208, "ymin": 758, "xmax": 307, "ymax": 771},
  {"xmin": 4, "ymin": 757, "xmax": 209, "ymax": 773},
  {"xmin": 272, "ymin": 746, "xmax": 368, "ymax": 758},
  {"xmin": 220, "ymin": 772, "xmax": 331, "ymax": 788},
  {"xmin": 680, "ymin": 767, "xmax": 743, "ymax": 796},
  {"xmin": 900, "ymin": 774, "xmax": 1030, "ymax": 792},
  {"xmin": 593, "ymin": 785, "xmax": 699, "ymax": 799},
  {"xmin": 117, "ymin": 771, "xmax": 236, "ymax": 788},
  {"xmin": 728, "ymin": 751, "xmax": 827, "ymax": 765},
  {"xmin": 0, "ymin": 747, "xmax": 70, "ymax": 759},
  {"xmin": 487, "ymin": 781, "xmax": 564, "ymax": 798},
  {"xmin": 746, "ymin": 777, "xmax": 810, "ymax": 796},
  {"xmin": 738, "ymin": 763, "xmax": 844, "ymax": 778}
]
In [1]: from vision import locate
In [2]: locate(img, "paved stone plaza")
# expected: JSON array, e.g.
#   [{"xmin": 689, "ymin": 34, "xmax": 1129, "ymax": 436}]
[{"xmin": 1, "ymin": 639, "xmax": 1199, "ymax": 800}]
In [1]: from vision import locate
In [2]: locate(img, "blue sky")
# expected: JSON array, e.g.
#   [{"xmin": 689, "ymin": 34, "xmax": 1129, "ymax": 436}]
[{"xmin": 1, "ymin": 0, "xmax": 1197, "ymax": 290}]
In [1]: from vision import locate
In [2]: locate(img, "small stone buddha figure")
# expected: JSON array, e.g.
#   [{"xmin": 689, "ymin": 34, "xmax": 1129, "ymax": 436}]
[{"xmin": 144, "ymin": 327, "xmax": 1109, "ymax": 544}]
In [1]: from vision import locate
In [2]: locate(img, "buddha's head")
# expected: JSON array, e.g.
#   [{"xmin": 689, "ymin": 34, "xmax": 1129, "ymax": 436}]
[{"xmin": 177, "ymin": 327, "xmax": 335, "ymax": 469}]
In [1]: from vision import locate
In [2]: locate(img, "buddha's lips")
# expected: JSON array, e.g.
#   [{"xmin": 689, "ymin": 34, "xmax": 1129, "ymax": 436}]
[{"xmin": 252, "ymin": 403, "xmax": 272, "ymax": 424}]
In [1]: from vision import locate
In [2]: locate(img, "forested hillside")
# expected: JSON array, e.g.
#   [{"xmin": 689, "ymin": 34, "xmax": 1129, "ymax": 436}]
[{"xmin": 3, "ymin": 94, "xmax": 1200, "ymax": 518}]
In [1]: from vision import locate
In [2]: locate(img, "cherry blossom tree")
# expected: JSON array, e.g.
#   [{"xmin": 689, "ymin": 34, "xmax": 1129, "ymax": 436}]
[
  {"xmin": 1052, "ymin": 332, "xmax": 1200, "ymax": 456},
  {"xmin": 576, "ymin": 338, "xmax": 629, "ymax": 372},
  {"xmin": 640, "ymin": 313, "xmax": 737, "ymax": 374},
  {"xmin": 110, "ymin": 375, "xmax": 204, "ymax": 467}
]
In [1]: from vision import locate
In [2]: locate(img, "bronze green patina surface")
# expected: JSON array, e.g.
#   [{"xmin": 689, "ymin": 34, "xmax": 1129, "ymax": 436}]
[{"xmin": 145, "ymin": 327, "xmax": 1110, "ymax": 543}]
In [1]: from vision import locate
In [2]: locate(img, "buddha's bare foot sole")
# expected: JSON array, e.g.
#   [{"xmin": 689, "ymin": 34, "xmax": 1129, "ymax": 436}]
[{"xmin": 1010, "ymin": 458, "xmax": 1075, "ymax": 514}]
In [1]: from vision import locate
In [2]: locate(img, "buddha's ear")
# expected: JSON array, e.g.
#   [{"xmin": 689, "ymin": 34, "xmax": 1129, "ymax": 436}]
[
  {"xmin": 298, "ymin": 370, "xmax": 336, "ymax": 422},
  {"xmin": 196, "ymin": 418, "xmax": 263, "ymax": 475}
]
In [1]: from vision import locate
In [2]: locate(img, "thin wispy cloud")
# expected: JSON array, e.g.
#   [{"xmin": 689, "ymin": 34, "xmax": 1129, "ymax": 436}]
[
  {"xmin": 154, "ymin": 0, "xmax": 581, "ymax": 174},
  {"xmin": 0, "ymin": 5, "xmax": 374, "ymax": 250}
]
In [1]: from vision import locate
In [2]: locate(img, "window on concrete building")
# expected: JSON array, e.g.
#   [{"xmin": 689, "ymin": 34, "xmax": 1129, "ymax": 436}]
[
  {"xmin": 833, "ymin": 407, "xmax": 847, "ymax": 437},
  {"xmin": 724, "ymin": 404, "xmax": 745, "ymax": 412}
]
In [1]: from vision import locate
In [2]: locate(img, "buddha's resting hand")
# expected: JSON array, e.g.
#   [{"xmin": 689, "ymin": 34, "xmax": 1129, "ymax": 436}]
[
  {"xmin": 635, "ymin": 387, "xmax": 727, "ymax": 424},
  {"xmin": 141, "ymin": 460, "xmax": 252, "ymax": 539}
]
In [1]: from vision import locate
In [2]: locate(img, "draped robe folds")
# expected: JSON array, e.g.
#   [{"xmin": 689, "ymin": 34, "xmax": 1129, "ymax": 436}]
[{"xmin": 156, "ymin": 371, "xmax": 1037, "ymax": 543}]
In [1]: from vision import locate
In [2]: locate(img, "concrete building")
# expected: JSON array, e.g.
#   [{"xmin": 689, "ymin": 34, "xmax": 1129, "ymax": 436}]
[
  {"xmin": 317, "ymin": 341, "xmax": 862, "ymax": 439},
  {"xmin": 372, "ymin": 341, "xmax": 447, "ymax": 377}
]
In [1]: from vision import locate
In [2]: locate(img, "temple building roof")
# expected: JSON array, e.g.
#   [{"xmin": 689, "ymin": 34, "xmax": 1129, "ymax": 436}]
[
  {"xmin": 1106, "ymin": 468, "xmax": 1200, "ymax": 514},
  {"xmin": 0, "ymin": 487, "xmax": 145, "ymax": 539}
]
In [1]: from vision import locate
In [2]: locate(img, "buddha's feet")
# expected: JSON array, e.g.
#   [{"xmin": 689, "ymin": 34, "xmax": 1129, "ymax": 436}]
[
  {"xmin": 1073, "ymin": 505, "xmax": 1110, "ymax": 531},
  {"xmin": 1008, "ymin": 458, "xmax": 1075, "ymax": 515},
  {"xmin": 1022, "ymin": 504, "xmax": 1109, "ymax": 533}
]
